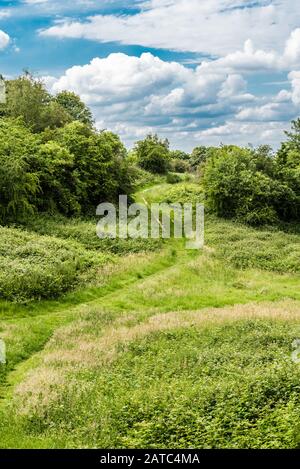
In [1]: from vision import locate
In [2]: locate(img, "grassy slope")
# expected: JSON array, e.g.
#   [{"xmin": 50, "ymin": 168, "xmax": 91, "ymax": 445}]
[{"xmin": 0, "ymin": 182, "xmax": 300, "ymax": 448}]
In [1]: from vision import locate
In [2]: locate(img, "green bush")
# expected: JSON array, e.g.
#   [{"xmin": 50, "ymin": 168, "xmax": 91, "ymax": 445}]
[
  {"xmin": 205, "ymin": 216, "xmax": 300, "ymax": 273},
  {"xmin": 17, "ymin": 214, "xmax": 162, "ymax": 255},
  {"xmin": 135, "ymin": 134, "xmax": 170, "ymax": 174},
  {"xmin": 275, "ymin": 120, "xmax": 300, "ymax": 220},
  {"xmin": 166, "ymin": 172, "xmax": 182, "ymax": 184},
  {"xmin": 170, "ymin": 159, "xmax": 190, "ymax": 173},
  {"xmin": 203, "ymin": 146, "xmax": 291, "ymax": 225},
  {"xmin": 35, "ymin": 141, "xmax": 81, "ymax": 215},
  {"xmin": 0, "ymin": 226, "xmax": 109, "ymax": 302},
  {"xmin": 131, "ymin": 167, "xmax": 165, "ymax": 189},
  {"xmin": 52, "ymin": 122, "xmax": 134, "ymax": 212},
  {"xmin": 0, "ymin": 118, "xmax": 39, "ymax": 223},
  {"xmin": 162, "ymin": 183, "xmax": 204, "ymax": 205},
  {"xmin": 2, "ymin": 75, "xmax": 71, "ymax": 132},
  {"xmin": 0, "ymin": 77, "xmax": 134, "ymax": 222},
  {"xmin": 0, "ymin": 118, "xmax": 134, "ymax": 222}
]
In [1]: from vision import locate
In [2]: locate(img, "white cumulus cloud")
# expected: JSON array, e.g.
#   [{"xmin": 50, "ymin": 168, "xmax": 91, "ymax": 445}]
[
  {"xmin": 40, "ymin": 0, "xmax": 300, "ymax": 58},
  {"xmin": 36, "ymin": 1, "xmax": 300, "ymax": 149},
  {"xmin": 44, "ymin": 50, "xmax": 295, "ymax": 149},
  {"xmin": 0, "ymin": 30, "xmax": 10, "ymax": 49}
]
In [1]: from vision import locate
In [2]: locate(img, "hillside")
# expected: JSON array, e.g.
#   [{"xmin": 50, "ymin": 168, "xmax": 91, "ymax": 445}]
[{"xmin": 0, "ymin": 181, "xmax": 300, "ymax": 448}]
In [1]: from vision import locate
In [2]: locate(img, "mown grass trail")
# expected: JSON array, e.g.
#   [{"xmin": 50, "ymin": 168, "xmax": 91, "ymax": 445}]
[{"xmin": 0, "ymin": 182, "xmax": 300, "ymax": 448}]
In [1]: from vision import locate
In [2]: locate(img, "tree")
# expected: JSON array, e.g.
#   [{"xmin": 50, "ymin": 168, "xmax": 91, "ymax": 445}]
[
  {"xmin": 0, "ymin": 118, "xmax": 39, "ymax": 222},
  {"xmin": 3, "ymin": 75, "xmax": 71, "ymax": 132},
  {"xmin": 190, "ymin": 146, "xmax": 208, "ymax": 169},
  {"xmin": 171, "ymin": 158, "xmax": 190, "ymax": 173},
  {"xmin": 284, "ymin": 118, "xmax": 300, "ymax": 150},
  {"xmin": 0, "ymin": 115, "xmax": 133, "ymax": 222},
  {"xmin": 54, "ymin": 122, "xmax": 133, "ymax": 212},
  {"xmin": 55, "ymin": 91, "xmax": 94, "ymax": 127},
  {"xmin": 277, "ymin": 119, "xmax": 300, "ymax": 166},
  {"xmin": 35, "ymin": 142, "xmax": 81, "ymax": 215},
  {"xmin": 170, "ymin": 150, "xmax": 190, "ymax": 160},
  {"xmin": 203, "ymin": 146, "xmax": 291, "ymax": 225},
  {"xmin": 275, "ymin": 121, "xmax": 300, "ymax": 220},
  {"xmin": 135, "ymin": 134, "xmax": 170, "ymax": 174},
  {"xmin": 249, "ymin": 145, "xmax": 275, "ymax": 177}
]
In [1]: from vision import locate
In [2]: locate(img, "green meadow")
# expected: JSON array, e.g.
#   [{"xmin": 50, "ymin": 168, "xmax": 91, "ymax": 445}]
[{"xmin": 0, "ymin": 181, "xmax": 300, "ymax": 449}]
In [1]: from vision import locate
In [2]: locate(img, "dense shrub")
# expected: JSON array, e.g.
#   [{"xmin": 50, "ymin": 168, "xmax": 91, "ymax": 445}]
[
  {"xmin": 132, "ymin": 166, "xmax": 166, "ymax": 189},
  {"xmin": 1, "ymin": 75, "xmax": 71, "ymax": 132},
  {"xmin": 0, "ymin": 76, "xmax": 134, "ymax": 222},
  {"xmin": 18, "ymin": 318, "xmax": 300, "ymax": 448},
  {"xmin": 0, "ymin": 226, "xmax": 109, "ymax": 302},
  {"xmin": 35, "ymin": 141, "xmax": 81, "ymax": 215},
  {"xmin": 170, "ymin": 150, "xmax": 190, "ymax": 161},
  {"xmin": 0, "ymin": 118, "xmax": 134, "ymax": 221},
  {"xmin": 170, "ymin": 159, "xmax": 190, "ymax": 173},
  {"xmin": 52, "ymin": 122, "xmax": 133, "ymax": 212},
  {"xmin": 18, "ymin": 214, "xmax": 162, "ymax": 255},
  {"xmin": 275, "ymin": 120, "xmax": 300, "ymax": 220},
  {"xmin": 166, "ymin": 172, "xmax": 182, "ymax": 184},
  {"xmin": 162, "ymin": 183, "xmax": 204, "ymax": 205},
  {"xmin": 203, "ymin": 146, "xmax": 294, "ymax": 225},
  {"xmin": 135, "ymin": 134, "xmax": 170, "ymax": 174},
  {"xmin": 0, "ymin": 118, "xmax": 39, "ymax": 223},
  {"xmin": 205, "ymin": 216, "xmax": 300, "ymax": 273}
]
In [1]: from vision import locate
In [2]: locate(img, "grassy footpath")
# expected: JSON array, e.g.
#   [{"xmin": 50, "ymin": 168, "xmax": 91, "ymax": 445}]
[{"xmin": 0, "ymin": 182, "xmax": 300, "ymax": 448}]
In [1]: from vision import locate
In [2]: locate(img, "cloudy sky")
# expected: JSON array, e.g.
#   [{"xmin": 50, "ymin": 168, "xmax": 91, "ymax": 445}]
[{"xmin": 0, "ymin": 0, "xmax": 300, "ymax": 150}]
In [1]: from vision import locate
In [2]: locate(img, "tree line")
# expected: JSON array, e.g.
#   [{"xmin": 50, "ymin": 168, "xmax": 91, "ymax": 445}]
[{"xmin": 0, "ymin": 74, "xmax": 299, "ymax": 226}]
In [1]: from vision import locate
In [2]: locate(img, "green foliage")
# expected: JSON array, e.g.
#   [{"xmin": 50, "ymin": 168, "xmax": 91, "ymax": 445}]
[
  {"xmin": 11, "ymin": 315, "xmax": 300, "ymax": 449},
  {"xmin": 166, "ymin": 172, "xmax": 182, "ymax": 184},
  {"xmin": 132, "ymin": 166, "xmax": 166, "ymax": 189},
  {"xmin": 0, "ymin": 115, "xmax": 133, "ymax": 221},
  {"xmin": 0, "ymin": 118, "xmax": 39, "ymax": 222},
  {"xmin": 18, "ymin": 213, "xmax": 162, "ymax": 255},
  {"xmin": 2, "ymin": 75, "xmax": 71, "ymax": 132},
  {"xmin": 275, "ymin": 120, "xmax": 300, "ymax": 220},
  {"xmin": 203, "ymin": 146, "xmax": 294, "ymax": 225},
  {"xmin": 35, "ymin": 141, "xmax": 81, "ymax": 215},
  {"xmin": 206, "ymin": 216, "xmax": 300, "ymax": 273},
  {"xmin": 0, "ymin": 226, "xmax": 110, "ymax": 302},
  {"xmin": 283, "ymin": 118, "xmax": 300, "ymax": 151},
  {"xmin": 0, "ymin": 201, "xmax": 300, "ymax": 448},
  {"xmin": 190, "ymin": 146, "xmax": 209, "ymax": 169},
  {"xmin": 52, "ymin": 122, "xmax": 133, "ymax": 212},
  {"xmin": 135, "ymin": 134, "xmax": 171, "ymax": 174},
  {"xmin": 170, "ymin": 150, "xmax": 190, "ymax": 160},
  {"xmin": 101, "ymin": 321, "xmax": 300, "ymax": 449},
  {"xmin": 55, "ymin": 91, "xmax": 94, "ymax": 127},
  {"xmin": 162, "ymin": 183, "xmax": 204, "ymax": 204},
  {"xmin": 170, "ymin": 158, "xmax": 190, "ymax": 173}
]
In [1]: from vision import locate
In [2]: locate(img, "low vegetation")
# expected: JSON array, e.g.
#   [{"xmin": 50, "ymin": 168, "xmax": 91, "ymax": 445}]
[{"xmin": 0, "ymin": 225, "xmax": 112, "ymax": 302}]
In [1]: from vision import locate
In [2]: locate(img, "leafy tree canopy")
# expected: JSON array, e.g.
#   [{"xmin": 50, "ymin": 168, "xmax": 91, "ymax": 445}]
[
  {"xmin": 55, "ymin": 91, "xmax": 94, "ymax": 127},
  {"xmin": 135, "ymin": 134, "xmax": 170, "ymax": 174},
  {"xmin": 1, "ymin": 74, "xmax": 71, "ymax": 132}
]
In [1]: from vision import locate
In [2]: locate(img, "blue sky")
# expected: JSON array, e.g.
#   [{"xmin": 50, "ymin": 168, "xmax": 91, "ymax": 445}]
[{"xmin": 0, "ymin": 0, "xmax": 300, "ymax": 150}]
